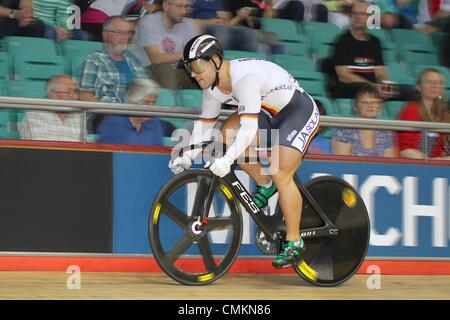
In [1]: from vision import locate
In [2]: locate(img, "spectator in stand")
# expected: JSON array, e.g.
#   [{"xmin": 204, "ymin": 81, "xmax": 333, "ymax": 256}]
[
  {"xmin": 32, "ymin": 0, "xmax": 87, "ymax": 41},
  {"xmin": 417, "ymin": 0, "xmax": 450, "ymax": 32},
  {"xmin": 323, "ymin": 0, "xmax": 353, "ymax": 29},
  {"xmin": 0, "ymin": 0, "xmax": 44, "ymax": 38},
  {"xmin": 331, "ymin": 0, "xmax": 414, "ymax": 100},
  {"xmin": 96, "ymin": 78, "xmax": 165, "ymax": 146},
  {"xmin": 189, "ymin": 0, "xmax": 258, "ymax": 52},
  {"xmin": 75, "ymin": 0, "xmax": 91, "ymax": 15},
  {"xmin": 332, "ymin": 84, "xmax": 396, "ymax": 157},
  {"xmin": 397, "ymin": 68, "xmax": 450, "ymax": 160},
  {"xmin": 133, "ymin": 0, "xmax": 199, "ymax": 90},
  {"xmin": 272, "ymin": 0, "xmax": 329, "ymax": 23},
  {"xmin": 391, "ymin": 0, "xmax": 419, "ymax": 25},
  {"xmin": 19, "ymin": 75, "xmax": 86, "ymax": 142},
  {"xmin": 80, "ymin": 0, "xmax": 161, "ymax": 41},
  {"xmin": 307, "ymin": 100, "xmax": 332, "ymax": 154},
  {"xmin": 367, "ymin": 0, "xmax": 413, "ymax": 29},
  {"xmin": 227, "ymin": 0, "xmax": 288, "ymax": 55},
  {"xmin": 78, "ymin": 16, "xmax": 147, "ymax": 103},
  {"xmin": 77, "ymin": 16, "xmax": 147, "ymax": 131}
]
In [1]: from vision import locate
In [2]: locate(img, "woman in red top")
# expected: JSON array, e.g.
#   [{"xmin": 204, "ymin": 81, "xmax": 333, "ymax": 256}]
[{"xmin": 397, "ymin": 68, "xmax": 449, "ymax": 160}]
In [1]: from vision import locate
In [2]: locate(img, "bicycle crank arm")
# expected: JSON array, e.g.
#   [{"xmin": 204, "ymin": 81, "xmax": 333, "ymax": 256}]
[{"xmin": 300, "ymin": 227, "xmax": 339, "ymax": 239}]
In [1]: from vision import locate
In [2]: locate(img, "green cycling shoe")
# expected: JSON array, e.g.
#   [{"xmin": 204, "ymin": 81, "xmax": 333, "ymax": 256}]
[
  {"xmin": 272, "ymin": 239, "xmax": 305, "ymax": 269},
  {"xmin": 252, "ymin": 182, "xmax": 277, "ymax": 208}
]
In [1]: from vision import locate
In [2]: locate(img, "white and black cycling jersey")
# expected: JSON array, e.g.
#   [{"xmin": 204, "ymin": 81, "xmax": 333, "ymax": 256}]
[
  {"xmin": 199, "ymin": 58, "xmax": 304, "ymax": 120},
  {"xmin": 189, "ymin": 58, "xmax": 319, "ymax": 161}
]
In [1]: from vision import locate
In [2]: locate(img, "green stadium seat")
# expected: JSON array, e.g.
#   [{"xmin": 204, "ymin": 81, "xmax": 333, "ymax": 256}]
[
  {"xmin": 0, "ymin": 109, "xmax": 19, "ymax": 138},
  {"xmin": 430, "ymin": 32, "xmax": 446, "ymax": 51},
  {"xmin": 71, "ymin": 56, "xmax": 86, "ymax": 77},
  {"xmin": 313, "ymin": 96, "xmax": 335, "ymax": 115},
  {"xmin": 381, "ymin": 41, "xmax": 396, "ymax": 52},
  {"xmin": 269, "ymin": 54, "xmax": 315, "ymax": 76},
  {"xmin": 334, "ymin": 98, "xmax": 353, "ymax": 117},
  {"xmin": 156, "ymin": 88, "xmax": 176, "ymax": 106},
  {"xmin": 176, "ymin": 89, "xmax": 203, "ymax": 108},
  {"xmin": 0, "ymin": 52, "xmax": 9, "ymax": 80},
  {"xmin": 14, "ymin": 54, "xmax": 66, "ymax": 81},
  {"xmin": 2, "ymin": 80, "xmax": 46, "ymax": 136},
  {"xmin": 378, "ymin": 104, "xmax": 392, "ymax": 119},
  {"xmin": 403, "ymin": 51, "xmax": 439, "ymax": 65},
  {"xmin": 300, "ymin": 80, "xmax": 325, "ymax": 96},
  {"xmin": 156, "ymin": 87, "xmax": 190, "ymax": 133},
  {"xmin": 386, "ymin": 63, "xmax": 415, "ymax": 85},
  {"xmin": 300, "ymin": 21, "xmax": 340, "ymax": 39},
  {"xmin": 223, "ymin": 50, "xmax": 265, "ymax": 60},
  {"xmin": 0, "ymin": 80, "xmax": 4, "ymax": 95},
  {"xmin": 315, "ymin": 43, "xmax": 334, "ymax": 60},
  {"xmin": 4, "ymin": 80, "xmax": 46, "ymax": 98},
  {"xmin": 383, "ymin": 49, "xmax": 398, "ymax": 64},
  {"xmin": 366, "ymin": 28, "xmax": 389, "ymax": 43},
  {"xmin": 385, "ymin": 101, "xmax": 405, "ymax": 118},
  {"xmin": 389, "ymin": 28, "xmax": 430, "ymax": 46},
  {"xmin": 398, "ymin": 43, "xmax": 438, "ymax": 64},
  {"xmin": 300, "ymin": 21, "xmax": 340, "ymax": 57},
  {"xmin": 283, "ymin": 41, "xmax": 308, "ymax": 56},
  {"xmin": 260, "ymin": 18, "xmax": 304, "ymax": 42},
  {"xmin": 0, "ymin": 39, "xmax": 4, "ymax": 52},
  {"xmin": 59, "ymin": 40, "xmax": 103, "ymax": 58},
  {"xmin": 4, "ymin": 36, "xmax": 57, "ymax": 56}
]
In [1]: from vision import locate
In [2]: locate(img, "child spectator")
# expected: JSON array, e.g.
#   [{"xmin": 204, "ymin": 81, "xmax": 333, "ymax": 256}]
[{"xmin": 332, "ymin": 84, "xmax": 396, "ymax": 157}]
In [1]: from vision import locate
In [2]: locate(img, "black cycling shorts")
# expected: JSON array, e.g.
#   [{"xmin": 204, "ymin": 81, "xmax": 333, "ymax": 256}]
[{"xmin": 258, "ymin": 90, "xmax": 320, "ymax": 156}]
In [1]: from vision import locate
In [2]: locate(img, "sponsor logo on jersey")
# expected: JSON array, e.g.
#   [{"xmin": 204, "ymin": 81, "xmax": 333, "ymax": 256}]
[
  {"xmin": 291, "ymin": 109, "xmax": 320, "ymax": 152},
  {"xmin": 286, "ymin": 130, "xmax": 298, "ymax": 142}
]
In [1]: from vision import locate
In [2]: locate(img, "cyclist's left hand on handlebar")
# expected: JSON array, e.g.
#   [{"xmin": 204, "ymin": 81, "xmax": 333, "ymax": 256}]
[
  {"xmin": 169, "ymin": 154, "xmax": 192, "ymax": 174},
  {"xmin": 206, "ymin": 155, "xmax": 234, "ymax": 178}
]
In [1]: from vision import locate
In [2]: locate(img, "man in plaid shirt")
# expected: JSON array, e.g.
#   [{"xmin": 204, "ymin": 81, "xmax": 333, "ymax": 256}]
[{"xmin": 78, "ymin": 15, "xmax": 147, "ymax": 103}]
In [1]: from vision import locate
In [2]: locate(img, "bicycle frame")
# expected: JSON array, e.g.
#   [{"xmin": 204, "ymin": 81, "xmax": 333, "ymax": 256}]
[
  {"xmin": 178, "ymin": 141, "xmax": 338, "ymax": 243},
  {"xmin": 199, "ymin": 165, "xmax": 338, "ymax": 243}
]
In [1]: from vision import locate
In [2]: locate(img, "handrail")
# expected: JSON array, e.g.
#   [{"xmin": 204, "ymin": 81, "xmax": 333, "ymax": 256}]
[{"xmin": 1, "ymin": 96, "xmax": 450, "ymax": 133}]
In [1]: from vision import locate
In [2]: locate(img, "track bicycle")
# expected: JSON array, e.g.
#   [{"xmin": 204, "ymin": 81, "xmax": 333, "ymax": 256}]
[{"xmin": 149, "ymin": 141, "xmax": 370, "ymax": 286}]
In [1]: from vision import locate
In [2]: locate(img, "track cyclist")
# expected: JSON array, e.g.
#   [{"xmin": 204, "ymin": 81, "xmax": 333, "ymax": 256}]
[{"xmin": 168, "ymin": 35, "xmax": 320, "ymax": 268}]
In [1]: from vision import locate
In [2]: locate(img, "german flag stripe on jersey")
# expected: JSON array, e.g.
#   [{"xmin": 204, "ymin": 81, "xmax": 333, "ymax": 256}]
[
  {"xmin": 240, "ymin": 113, "xmax": 259, "ymax": 121},
  {"xmin": 261, "ymin": 103, "xmax": 280, "ymax": 117},
  {"xmin": 198, "ymin": 117, "xmax": 218, "ymax": 123}
]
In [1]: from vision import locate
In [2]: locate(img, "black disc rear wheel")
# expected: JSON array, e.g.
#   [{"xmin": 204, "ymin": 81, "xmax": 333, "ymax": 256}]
[
  {"xmin": 149, "ymin": 170, "xmax": 243, "ymax": 285},
  {"xmin": 294, "ymin": 176, "xmax": 370, "ymax": 286}
]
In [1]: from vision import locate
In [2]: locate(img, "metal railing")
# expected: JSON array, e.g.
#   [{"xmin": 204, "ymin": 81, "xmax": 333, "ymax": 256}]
[{"xmin": 1, "ymin": 96, "xmax": 449, "ymax": 160}]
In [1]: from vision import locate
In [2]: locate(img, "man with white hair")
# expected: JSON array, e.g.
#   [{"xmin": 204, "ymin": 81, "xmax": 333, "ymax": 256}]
[
  {"xmin": 78, "ymin": 16, "xmax": 147, "ymax": 104},
  {"xmin": 96, "ymin": 78, "xmax": 165, "ymax": 146},
  {"xmin": 77, "ymin": 15, "xmax": 148, "ymax": 131},
  {"xmin": 19, "ymin": 75, "xmax": 86, "ymax": 142}
]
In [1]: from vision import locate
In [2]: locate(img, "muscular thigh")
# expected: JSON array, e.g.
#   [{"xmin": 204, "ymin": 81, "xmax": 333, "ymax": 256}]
[{"xmin": 269, "ymin": 145, "xmax": 303, "ymax": 178}]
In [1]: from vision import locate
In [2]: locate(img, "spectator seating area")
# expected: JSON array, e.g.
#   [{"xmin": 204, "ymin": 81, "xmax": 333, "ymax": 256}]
[{"xmin": 0, "ymin": 19, "xmax": 449, "ymax": 145}]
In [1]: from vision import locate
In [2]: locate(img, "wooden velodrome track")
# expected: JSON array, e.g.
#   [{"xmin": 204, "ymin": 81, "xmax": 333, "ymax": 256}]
[{"xmin": 0, "ymin": 271, "xmax": 449, "ymax": 300}]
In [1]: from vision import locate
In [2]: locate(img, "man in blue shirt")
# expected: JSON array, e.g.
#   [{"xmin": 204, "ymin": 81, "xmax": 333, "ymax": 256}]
[
  {"xmin": 189, "ymin": 0, "xmax": 258, "ymax": 52},
  {"xmin": 97, "ymin": 78, "xmax": 165, "ymax": 146}
]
